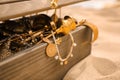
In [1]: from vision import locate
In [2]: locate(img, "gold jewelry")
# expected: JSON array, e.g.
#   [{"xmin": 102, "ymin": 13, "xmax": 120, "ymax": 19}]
[
  {"xmin": 50, "ymin": 0, "xmax": 58, "ymax": 9},
  {"xmin": 46, "ymin": 43, "xmax": 57, "ymax": 57},
  {"xmin": 43, "ymin": 38, "xmax": 57, "ymax": 57},
  {"xmin": 78, "ymin": 19, "xmax": 98, "ymax": 43},
  {"xmin": 51, "ymin": 31, "xmax": 77, "ymax": 65}
]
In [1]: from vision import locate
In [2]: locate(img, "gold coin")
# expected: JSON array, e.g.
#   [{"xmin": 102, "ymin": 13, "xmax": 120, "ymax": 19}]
[{"xmin": 46, "ymin": 43, "xmax": 57, "ymax": 57}]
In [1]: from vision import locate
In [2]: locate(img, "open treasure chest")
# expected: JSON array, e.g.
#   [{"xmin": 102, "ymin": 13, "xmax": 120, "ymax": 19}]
[{"xmin": 0, "ymin": 0, "xmax": 98, "ymax": 80}]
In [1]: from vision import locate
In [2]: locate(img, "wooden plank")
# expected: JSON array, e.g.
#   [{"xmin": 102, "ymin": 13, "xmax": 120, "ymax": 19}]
[
  {"xmin": 0, "ymin": 0, "xmax": 88, "ymax": 21},
  {"xmin": 0, "ymin": 26, "xmax": 92, "ymax": 80},
  {"xmin": 0, "ymin": 0, "xmax": 29, "ymax": 5}
]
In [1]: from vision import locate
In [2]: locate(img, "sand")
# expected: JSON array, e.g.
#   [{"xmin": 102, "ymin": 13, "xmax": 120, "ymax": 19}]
[
  {"xmin": 64, "ymin": 55, "xmax": 120, "ymax": 80},
  {"xmin": 62, "ymin": 1, "xmax": 120, "ymax": 80}
]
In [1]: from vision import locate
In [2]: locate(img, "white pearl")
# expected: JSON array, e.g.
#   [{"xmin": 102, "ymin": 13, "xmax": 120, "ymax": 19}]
[
  {"xmin": 73, "ymin": 43, "xmax": 77, "ymax": 47},
  {"xmin": 60, "ymin": 62, "xmax": 63, "ymax": 65},
  {"xmin": 55, "ymin": 56, "xmax": 59, "ymax": 60},
  {"xmin": 71, "ymin": 54, "xmax": 73, "ymax": 57}
]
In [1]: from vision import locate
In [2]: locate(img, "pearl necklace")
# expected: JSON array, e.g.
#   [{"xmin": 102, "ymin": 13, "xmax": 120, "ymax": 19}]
[{"xmin": 51, "ymin": 31, "xmax": 77, "ymax": 65}]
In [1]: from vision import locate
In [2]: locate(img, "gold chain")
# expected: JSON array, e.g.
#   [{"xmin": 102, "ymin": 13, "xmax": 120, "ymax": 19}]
[
  {"xmin": 50, "ymin": 0, "xmax": 58, "ymax": 8},
  {"xmin": 49, "ymin": 0, "xmax": 77, "ymax": 65}
]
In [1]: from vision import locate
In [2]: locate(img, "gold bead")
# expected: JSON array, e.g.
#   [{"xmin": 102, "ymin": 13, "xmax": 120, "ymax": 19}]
[{"xmin": 64, "ymin": 60, "xmax": 68, "ymax": 65}]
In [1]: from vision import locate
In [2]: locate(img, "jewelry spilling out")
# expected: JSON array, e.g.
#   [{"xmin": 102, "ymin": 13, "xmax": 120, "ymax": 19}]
[
  {"xmin": 0, "ymin": 13, "xmax": 78, "ymax": 64},
  {"xmin": 0, "ymin": 0, "xmax": 98, "ymax": 66}
]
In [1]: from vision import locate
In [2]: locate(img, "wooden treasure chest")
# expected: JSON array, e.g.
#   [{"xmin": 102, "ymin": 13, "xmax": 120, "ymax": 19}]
[{"xmin": 0, "ymin": 0, "xmax": 98, "ymax": 80}]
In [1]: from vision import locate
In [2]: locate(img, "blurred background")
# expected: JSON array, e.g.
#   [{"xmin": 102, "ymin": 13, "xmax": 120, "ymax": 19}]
[
  {"xmin": 63, "ymin": 1, "xmax": 120, "ymax": 79},
  {"xmin": 59, "ymin": 0, "xmax": 120, "ymax": 64}
]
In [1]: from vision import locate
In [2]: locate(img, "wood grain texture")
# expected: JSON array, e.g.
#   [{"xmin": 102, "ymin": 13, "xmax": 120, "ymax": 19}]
[
  {"xmin": 0, "ymin": 26, "xmax": 92, "ymax": 80},
  {"xmin": 0, "ymin": 0, "xmax": 29, "ymax": 5},
  {"xmin": 0, "ymin": 0, "xmax": 88, "ymax": 21}
]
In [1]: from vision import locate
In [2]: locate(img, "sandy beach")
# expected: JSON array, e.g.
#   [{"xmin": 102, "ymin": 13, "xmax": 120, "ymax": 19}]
[{"xmin": 62, "ymin": 1, "xmax": 120, "ymax": 80}]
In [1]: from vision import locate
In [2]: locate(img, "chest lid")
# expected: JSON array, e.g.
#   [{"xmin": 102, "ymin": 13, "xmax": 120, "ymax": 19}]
[{"xmin": 0, "ymin": 0, "xmax": 88, "ymax": 21}]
